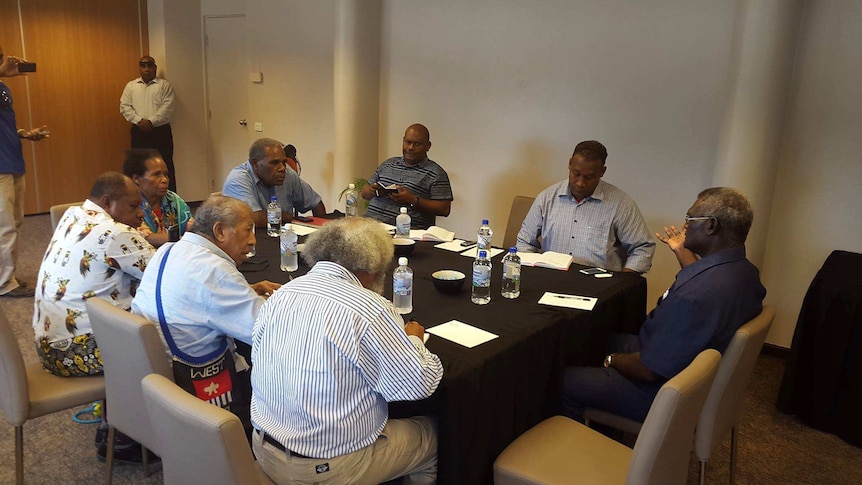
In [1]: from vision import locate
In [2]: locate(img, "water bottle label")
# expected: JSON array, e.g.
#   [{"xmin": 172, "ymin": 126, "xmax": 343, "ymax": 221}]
[
  {"xmin": 394, "ymin": 276, "xmax": 412, "ymax": 295},
  {"xmin": 280, "ymin": 240, "xmax": 297, "ymax": 256},
  {"xmin": 472, "ymin": 266, "xmax": 490, "ymax": 286},
  {"xmin": 504, "ymin": 264, "xmax": 521, "ymax": 279},
  {"xmin": 346, "ymin": 193, "xmax": 357, "ymax": 206},
  {"xmin": 268, "ymin": 211, "xmax": 280, "ymax": 224}
]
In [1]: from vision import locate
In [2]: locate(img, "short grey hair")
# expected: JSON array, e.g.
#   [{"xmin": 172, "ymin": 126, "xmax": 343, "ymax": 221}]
[
  {"xmin": 303, "ymin": 218, "xmax": 394, "ymax": 276},
  {"xmin": 694, "ymin": 187, "xmax": 754, "ymax": 245},
  {"xmin": 190, "ymin": 195, "xmax": 251, "ymax": 239},
  {"xmin": 249, "ymin": 138, "xmax": 284, "ymax": 162}
]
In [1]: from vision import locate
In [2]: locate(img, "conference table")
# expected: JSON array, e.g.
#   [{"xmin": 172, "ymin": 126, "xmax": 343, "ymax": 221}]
[{"xmin": 240, "ymin": 227, "xmax": 647, "ymax": 484}]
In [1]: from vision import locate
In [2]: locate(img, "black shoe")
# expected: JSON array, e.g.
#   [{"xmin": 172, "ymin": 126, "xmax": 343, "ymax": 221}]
[
  {"xmin": 97, "ymin": 442, "xmax": 161, "ymax": 465},
  {"xmin": 1, "ymin": 285, "xmax": 34, "ymax": 298}
]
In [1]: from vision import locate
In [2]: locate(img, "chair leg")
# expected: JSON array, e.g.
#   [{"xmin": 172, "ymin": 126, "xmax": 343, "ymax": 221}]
[
  {"xmin": 15, "ymin": 425, "xmax": 24, "ymax": 485},
  {"xmin": 104, "ymin": 425, "xmax": 115, "ymax": 485},
  {"xmin": 699, "ymin": 459, "xmax": 706, "ymax": 485},
  {"xmin": 143, "ymin": 445, "xmax": 150, "ymax": 477},
  {"xmin": 730, "ymin": 425, "xmax": 738, "ymax": 485}
]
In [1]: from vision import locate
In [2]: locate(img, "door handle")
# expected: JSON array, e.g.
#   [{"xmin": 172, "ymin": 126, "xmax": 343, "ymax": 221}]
[{"xmin": 238, "ymin": 119, "xmax": 247, "ymax": 126}]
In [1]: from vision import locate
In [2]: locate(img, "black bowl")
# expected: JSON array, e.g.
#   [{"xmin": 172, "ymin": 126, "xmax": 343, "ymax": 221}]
[
  {"xmin": 393, "ymin": 238, "xmax": 416, "ymax": 257},
  {"xmin": 432, "ymin": 270, "xmax": 466, "ymax": 294}
]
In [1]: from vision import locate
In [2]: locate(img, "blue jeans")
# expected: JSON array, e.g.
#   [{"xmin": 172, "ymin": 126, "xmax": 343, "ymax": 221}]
[{"xmin": 560, "ymin": 333, "xmax": 663, "ymax": 423}]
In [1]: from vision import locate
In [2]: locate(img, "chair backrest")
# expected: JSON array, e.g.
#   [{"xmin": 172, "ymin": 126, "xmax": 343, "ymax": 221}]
[
  {"xmin": 502, "ymin": 196, "xmax": 535, "ymax": 250},
  {"xmin": 87, "ymin": 298, "xmax": 173, "ymax": 453},
  {"xmin": 0, "ymin": 308, "xmax": 29, "ymax": 426},
  {"xmin": 142, "ymin": 374, "xmax": 270, "ymax": 485},
  {"xmin": 50, "ymin": 202, "xmax": 82, "ymax": 231},
  {"xmin": 627, "ymin": 349, "xmax": 721, "ymax": 485},
  {"xmin": 695, "ymin": 305, "xmax": 775, "ymax": 460}
]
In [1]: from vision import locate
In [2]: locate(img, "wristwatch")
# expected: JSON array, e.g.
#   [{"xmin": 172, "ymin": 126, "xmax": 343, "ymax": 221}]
[
  {"xmin": 603, "ymin": 353, "xmax": 614, "ymax": 368},
  {"xmin": 410, "ymin": 196, "xmax": 419, "ymax": 208}
]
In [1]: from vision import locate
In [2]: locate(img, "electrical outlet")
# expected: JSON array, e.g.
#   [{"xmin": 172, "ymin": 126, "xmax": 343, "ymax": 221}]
[{"xmin": 254, "ymin": 122, "xmax": 263, "ymax": 132}]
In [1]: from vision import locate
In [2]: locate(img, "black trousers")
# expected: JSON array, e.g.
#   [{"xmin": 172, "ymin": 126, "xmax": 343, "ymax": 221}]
[{"xmin": 130, "ymin": 123, "xmax": 176, "ymax": 192}]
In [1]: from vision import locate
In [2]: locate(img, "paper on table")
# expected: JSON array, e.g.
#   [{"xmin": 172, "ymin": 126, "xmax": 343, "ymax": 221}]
[
  {"xmin": 435, "ymin": 239, "xmax": 470, "ymax": 252},
  {"xmin": 289, "ymin": 225, "xmax": 317, "ymax": 236},
  {"xmin": 426, "ymin": 320, "xmax": 499, "ymax": 348},
  {"xmin": 538, "ymin": 292, "xmax": 598, "ymax": 311},
  {"xmin": 460, "ymin": 247, "xmax": 505, "ymax": 259},
  {"xmin": 379, "ymin": 222, "xmax": 397, "ymax": 234}
]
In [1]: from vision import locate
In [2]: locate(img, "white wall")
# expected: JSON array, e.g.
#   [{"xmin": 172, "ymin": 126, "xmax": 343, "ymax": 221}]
[
  {"xmin": 152, "ymin": 0, "xmax": 862, "ymax": 348},
  {"xmin": 761, "ymin": 0, "xmax": 862, "ymax": 346}
]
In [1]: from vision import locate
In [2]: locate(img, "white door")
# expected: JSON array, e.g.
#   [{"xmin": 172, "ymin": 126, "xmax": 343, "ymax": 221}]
[{"xmin": 204, "ymin": 15, "xmax": 249, "ymax": 192}]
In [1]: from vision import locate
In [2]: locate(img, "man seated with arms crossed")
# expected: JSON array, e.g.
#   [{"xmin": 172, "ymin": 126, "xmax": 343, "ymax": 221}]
[
  {"xmin": 223, "ymin": 137, "xmax": 326, "ymax": 227},
  {"xmin": 516, "ymin": 140, "xmax": 655, "ymax": 273},
  {"xmin": 132, "ymin": 195, "xmax": 280, "ymax": 431},
  {"xmin": 361, "ymin": 123, "xmax": 453, "ymax": 230},
  {"xmin": 561, "ymin": 187, "xmax": 766, "ymax": 422},
  {"xmin": 33, "ymin": 172, "xmax": 155, "ymax": 462},
  {"xmin": 251, "ymin": 217, "xmax": 442, "ymax": 484}
]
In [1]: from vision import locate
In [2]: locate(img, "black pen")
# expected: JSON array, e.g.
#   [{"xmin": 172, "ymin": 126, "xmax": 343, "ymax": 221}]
[{"xmin": 554, "ymin": 294, "xmax": 593, "ymax": 301}]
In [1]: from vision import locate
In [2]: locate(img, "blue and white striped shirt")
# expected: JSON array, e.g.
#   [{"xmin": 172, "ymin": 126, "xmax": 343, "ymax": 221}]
[
  {"xmin": 516, "ymin": 179, "xmax": 655, "ymax": 273},
  {"xmin": 250, "ymin": 261, "xmax": 443, "ymax": 459}
]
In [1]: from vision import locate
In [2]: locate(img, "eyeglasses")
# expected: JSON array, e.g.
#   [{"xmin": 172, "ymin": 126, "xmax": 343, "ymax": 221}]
[
  {"xmin": 139, "ymin": 62, "xmax": 156, "ymax": 68},
  {"xmin": 684, "ymin": 215, "xmax": 717, "ymax": 224}
]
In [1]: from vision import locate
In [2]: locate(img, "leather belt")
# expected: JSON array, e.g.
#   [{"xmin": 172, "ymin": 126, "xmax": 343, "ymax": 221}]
[{"xmin": 258, "ymin": 430, "xmax": 313, "ymax": 459}]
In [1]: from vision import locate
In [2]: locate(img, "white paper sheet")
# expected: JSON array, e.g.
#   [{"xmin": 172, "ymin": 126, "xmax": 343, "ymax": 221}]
[
  {"xmin": 426, "ymin": 320, "xmax": 499, "ymax": 348},
  {"xmin": 379, "ymin": 222, "xmax": 397, "ymax": 234},
  {"xmin": 435, "ymin": 239, "xmax": 471, "ymax": 252},
  {"xmin": 289, "ymin": 225, "xmax": 317, "ymax": 236},
  {"xmin": 459, "ymin": 247, "xmax": 505, "ymax": 259},
  {"xmin": 538, "ymin": 292, "xmax": 598, "ymax": 311}
]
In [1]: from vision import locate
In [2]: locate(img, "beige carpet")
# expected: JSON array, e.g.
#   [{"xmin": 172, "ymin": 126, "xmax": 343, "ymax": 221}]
[{"xmin": 2, "ymin": 213, "xmax": 861, "ymax": 484}]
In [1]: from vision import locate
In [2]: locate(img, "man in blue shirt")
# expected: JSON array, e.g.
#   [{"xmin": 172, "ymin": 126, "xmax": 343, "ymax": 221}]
[
  {"xmin": 561, "ymin": 187, "xmax": 766, "ymax": 422},
  {"xmin": 223, "ymin": 138, "xmax": 326, "ymax": 228},
  {"xmin": 1, "ymin": 45, "xmax": 48, "ymax": 298}
]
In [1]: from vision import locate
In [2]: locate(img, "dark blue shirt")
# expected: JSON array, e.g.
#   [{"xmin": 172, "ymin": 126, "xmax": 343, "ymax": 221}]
[
  {"xmin": 639, "ymin": 246, "xmax": 766, "ymax": 379},
  {"xmin": 1, "ymin": 81, "xmax": 25, "ymax": 175},
  {"xmin": 366, "ymin": 156, "xmax": 453, "ymax": 230}
]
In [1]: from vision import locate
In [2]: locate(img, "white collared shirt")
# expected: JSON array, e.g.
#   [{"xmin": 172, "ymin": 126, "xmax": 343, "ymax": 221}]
[{"xmin": 119, "ymin": 77, "xmax": 176, "ymax": 126}]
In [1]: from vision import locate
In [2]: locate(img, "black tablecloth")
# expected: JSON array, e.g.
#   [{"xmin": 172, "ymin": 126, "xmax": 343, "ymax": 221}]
[
  {"xmin": 777, "ymin": 250, "xmax": 862, "ymax": 447},
  {"xmin": 242, "ymin": 230, "xmax": 647, "ymax": 484}
]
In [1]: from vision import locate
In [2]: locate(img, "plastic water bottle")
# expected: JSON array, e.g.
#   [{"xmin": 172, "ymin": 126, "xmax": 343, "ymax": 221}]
[
  {"xmin": 477, "ymin": 219, "xmax": 493, "ymax": 254},
  {"xmin": 280, "ymin": 224, "xmax": 298, "ymax": 272},
  {"xmin": 471, "ymin": 250, "xmax": 492, "ymax": 305},
  {"xmin": 267, "ymin": 196, "xmax": 281, "ymax": 237},
  {"xmin": 396, "ymin": 207, "xmax": 411, "ymax": 237},
  {"xmin": 393, "ymin": 257, "xmax": 413, "ymax": 314},
  {"xmin": 501, "ymin": 247, "xmax": 521, "ymax": 299},
  {"xmin": 345, "ymin": 183, "xmax": 358, "ymax": 217}
]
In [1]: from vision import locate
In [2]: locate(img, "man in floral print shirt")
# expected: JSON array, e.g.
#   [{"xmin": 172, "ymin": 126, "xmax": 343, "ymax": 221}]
[{"xmin": 32, "ymin": 172, "xmax": 154, "ymax": 376}]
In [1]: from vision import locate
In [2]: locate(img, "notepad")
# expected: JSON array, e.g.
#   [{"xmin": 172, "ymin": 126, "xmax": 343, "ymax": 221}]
[
  {"xmin": 518, "ymin": 251, "xmax": 573, "ymax": 270},
  {"xmin": 409, "ymin": 226, "xmax": 455, "ymax": 242},
  {"xmin": 538, "ymin": 292, "xmax": 597, "ymax": 310},
  {"xmin": 288, "ymin": 225, "xmax": 317, "ymax": 236},
  {"xmin": 379, "ymin": 222, "xmax": 397, "ymax": 234},
  {"xmin": 426, "ymin": 320, "xmax": 499, "ymax": 348},
  {"xmin": 435, "ymin": 240, "xmax": 471, "ymax": 252}
]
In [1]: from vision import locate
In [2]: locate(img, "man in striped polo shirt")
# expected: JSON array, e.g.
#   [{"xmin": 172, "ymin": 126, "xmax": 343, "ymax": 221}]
[
  {"xmin": 362, "ymin": 124, "xmax": 453, "ymax": 230},
  {"xmin": 251, "ymin": 217, "xmax": 442, "ymax": 484}
]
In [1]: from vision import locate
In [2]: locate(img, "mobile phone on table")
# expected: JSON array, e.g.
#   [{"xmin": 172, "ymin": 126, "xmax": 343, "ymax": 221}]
[
  {"xmin": 18, "ymin": 62, "xmax": 36, "ymax": 73},
  {"xmin": 293, "ymin": 215, "xmax": 313, "ymax": 223},
  {"xmin": 579, "ymin": 267, "xmax": 608, "ymax": 275}
]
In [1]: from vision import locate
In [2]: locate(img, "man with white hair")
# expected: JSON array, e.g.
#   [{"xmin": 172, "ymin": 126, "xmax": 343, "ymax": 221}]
[{"xmin": 251, "ymin": 217, "xmax": 442, "ymax": 484}]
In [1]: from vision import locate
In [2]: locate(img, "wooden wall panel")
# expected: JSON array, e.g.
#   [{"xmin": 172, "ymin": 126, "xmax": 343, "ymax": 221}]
[{"xmin": 10, "ymin": 0, "xmax": 147, "ymax": 213}]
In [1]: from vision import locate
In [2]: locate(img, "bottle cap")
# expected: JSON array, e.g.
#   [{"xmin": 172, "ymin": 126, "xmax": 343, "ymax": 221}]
[
  {"xmin": 348, "ymin": 183, "xmax": 355, "ymax": 189},
  {"xmin": 509, "ymin": 246, "xmax": 517, "ymax": 253},
  {"xmin": 270, "ymin": 195, "xmax": 277, "ymax": 202},
  {"xmin": 399, "ymin": 257, "xmax": 408, "ymax": 266},
  {"xmin": 400, "ymin": 207, "xmax": 408, "ymax": 213},
  {"xmin": 478, "ymin": 250, "xmax": 488, "ymax": 258},
  {"xmin": 482, "ymin": 219, "xmax": 489, "ymax": 224}
]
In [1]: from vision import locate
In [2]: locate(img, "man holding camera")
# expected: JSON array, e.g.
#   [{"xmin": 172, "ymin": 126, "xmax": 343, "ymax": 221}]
[{"xmin": 1, "ymin": 44, "xmax": 49, "ymax": 299}]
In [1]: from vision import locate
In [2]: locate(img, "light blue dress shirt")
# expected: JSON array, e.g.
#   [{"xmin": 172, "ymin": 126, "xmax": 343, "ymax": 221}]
[
  {"xmin": 516, "ymin": 179, "xmax": 655, "ymax": 273},
  {"xmin": 131, "ymin": 232, "xmax": 264, "ymax": 367},
  {"xmin": 222, "ymin": 161, "xmax": 321, "ymax": 215}
]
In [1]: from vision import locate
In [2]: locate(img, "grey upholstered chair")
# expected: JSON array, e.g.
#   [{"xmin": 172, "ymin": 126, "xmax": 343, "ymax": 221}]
[
  {"xmin": 0, "ymin": 307, "xmax": 105, "ymax": 485},
  {"xmin": 49, "ymin": 201, "xmax": 82, "ymax": 230},
  {"xmin": 142, "ymin": 374, "xmax": 275, "ymax": 485},
  {"xmin": 87, "ymin": 298, "xmax": 173, "ymax": 484},
  {"xmin": 493, "ymin": 349, "xmax": 721, "ymax": 485},
  {"xmin": 502, "ymin": 196, "xmax": 535, "ymax": 250},
  {"xmin": 582, "ymin": 306, "xmax": 776, "ymax": 485},
  {"xmin": 695, "ymin": 306, "xmax": 775, "ymax": 484}
]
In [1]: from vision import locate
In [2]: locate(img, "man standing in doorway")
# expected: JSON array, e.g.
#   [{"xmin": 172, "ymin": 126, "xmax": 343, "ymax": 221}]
[
  {"xmin": 1, "ymin": 44, "xmax": 49, "ymax": 299},
  {"xmin": 120, "ymin": 56, "xmax": 177, "ymax": 192}
]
